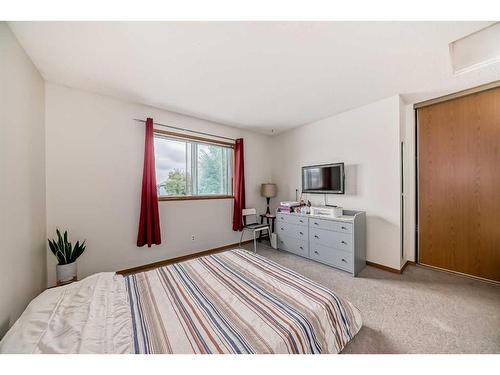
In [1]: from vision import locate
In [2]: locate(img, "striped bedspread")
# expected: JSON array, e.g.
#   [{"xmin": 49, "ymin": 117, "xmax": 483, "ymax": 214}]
[{"xmin": 125, "ymin": 249, "xmax": 362, "ymax": 354}]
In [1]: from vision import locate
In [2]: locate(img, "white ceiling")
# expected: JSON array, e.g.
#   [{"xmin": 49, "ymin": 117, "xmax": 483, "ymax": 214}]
[{"xmin": 9, "ymin": 21, "xmax": 500, "ymax": 134}]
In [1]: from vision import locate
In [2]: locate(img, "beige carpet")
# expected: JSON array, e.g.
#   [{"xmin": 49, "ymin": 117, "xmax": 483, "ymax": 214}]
[{"xmin": 241, "ymin": 242, "xmax": 500, "ymax": 353}]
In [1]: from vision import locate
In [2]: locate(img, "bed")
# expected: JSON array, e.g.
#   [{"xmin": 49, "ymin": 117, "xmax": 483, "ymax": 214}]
[{"xmin": 0, "ymin": 249, "xmax": 362, "ymax": 354}]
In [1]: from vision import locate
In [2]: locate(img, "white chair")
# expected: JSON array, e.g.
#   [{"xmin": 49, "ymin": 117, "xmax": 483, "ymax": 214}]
[{"xmin": 239, "ymin": 208, "xmax": 270, "ymax": 253}]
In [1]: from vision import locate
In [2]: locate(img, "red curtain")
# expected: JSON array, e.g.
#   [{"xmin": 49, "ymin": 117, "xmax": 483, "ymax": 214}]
[
  {"xmin": 137, "ymin": 118, "xmax": 162, "ymax": 247},
  {"xmin": 232, "ymin": 138, "xmax": 246, "ymax": 231}
]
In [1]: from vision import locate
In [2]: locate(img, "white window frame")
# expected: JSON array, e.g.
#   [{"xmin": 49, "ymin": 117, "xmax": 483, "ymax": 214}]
[{"xmin": 154, "ymin": 130, "xmax": 234, "ymax": 201}]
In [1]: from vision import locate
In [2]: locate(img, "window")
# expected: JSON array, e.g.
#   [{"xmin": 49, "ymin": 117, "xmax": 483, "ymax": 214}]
[
  {"xmin": 449, "ymin": 22, "xmax": 500, "ymax": 75},
  {"xmin": 154, "ymin": 132, "xmax": 233, "ymax": 200}
]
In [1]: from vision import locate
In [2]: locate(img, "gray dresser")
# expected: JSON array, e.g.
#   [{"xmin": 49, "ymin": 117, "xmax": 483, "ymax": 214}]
[{"xmin": 276, "ymin": 210, "xmax": 366, "ymax": 276}]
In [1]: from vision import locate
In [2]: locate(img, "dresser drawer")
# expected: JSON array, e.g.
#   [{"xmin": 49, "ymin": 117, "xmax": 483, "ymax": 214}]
[
  {"xmin": 276, "ymin": 213, "xmax": 308, "ymax": 227},
  {"xmin": 309, "ymin": 218, "xmax": 352, "ymax": 234},
  {"xmin": 310, "ymin": 228, "xmax": 353, "ymax": 252},
  {"xmin": 309, "ymin": 244, "xmax": 353, "ymax": 272},
  {"xmin": 277, "ymin": 222, "xmax": 308, "ymax": 241},
  {"xmin": 278, "ymin": 235, "xmax": 308, "ymax": 257}
]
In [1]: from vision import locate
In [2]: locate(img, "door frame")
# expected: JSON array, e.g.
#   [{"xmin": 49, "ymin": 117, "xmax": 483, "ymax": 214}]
[{"xmin": 414, "ymin": 109, "xmax": 419, "ymax": 264}]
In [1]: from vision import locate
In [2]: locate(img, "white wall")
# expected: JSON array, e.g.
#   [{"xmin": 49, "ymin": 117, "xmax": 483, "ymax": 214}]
[
  {"xmin": 271, "ymin": 96, "xmax": 403, "ymax": 270},
  {"xmin": 0, "ymin": 23, "xmax": 46, "ymax": 338},
  {"xmin": 45, "ymin": 83, "xmax": 274, "ymax": 286}
]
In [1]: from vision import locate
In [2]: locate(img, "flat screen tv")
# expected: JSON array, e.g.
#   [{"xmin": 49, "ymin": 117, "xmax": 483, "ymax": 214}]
[{"xmin": 302, "ymin": 163, "xmax": 345, "ymax": 194}]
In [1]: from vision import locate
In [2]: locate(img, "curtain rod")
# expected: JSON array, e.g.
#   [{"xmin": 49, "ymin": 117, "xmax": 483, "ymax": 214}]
[{"xmin": 133, "ymin": 118, "xmax": 236, "ymax": 142}]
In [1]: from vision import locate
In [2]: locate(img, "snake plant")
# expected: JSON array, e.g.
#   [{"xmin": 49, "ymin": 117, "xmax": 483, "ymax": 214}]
[{"xmin": 48, "ymin": 229, "xmax": 86, "ymax": 265}]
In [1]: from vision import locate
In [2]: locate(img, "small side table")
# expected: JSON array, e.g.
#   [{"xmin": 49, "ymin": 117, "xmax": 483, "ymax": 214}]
[
  {"xmin": 48, "ymin": 277, "xmax": 77, "ymax": 288},
  {"xmin": 48, "ymin": 277, "xmax": 78, "ymax": 289},
  {"xmin": 258, "ymin": 214, "xmax": 276, "ymax": 242},
  {"xmin": 57, "ymin": 277, "xmax": 77, "ymax": 287}
]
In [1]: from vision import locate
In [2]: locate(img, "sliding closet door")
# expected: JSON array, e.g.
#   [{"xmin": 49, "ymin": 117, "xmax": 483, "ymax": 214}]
[{"xmin": 418, "ymin": 86, "xmax": 500, "ymax": 282}]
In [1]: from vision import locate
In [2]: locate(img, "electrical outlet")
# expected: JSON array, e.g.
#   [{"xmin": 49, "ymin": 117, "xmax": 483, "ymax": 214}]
[{"xmin": 191, "ymin": 235, "xmax": 195, "ymax": 241}]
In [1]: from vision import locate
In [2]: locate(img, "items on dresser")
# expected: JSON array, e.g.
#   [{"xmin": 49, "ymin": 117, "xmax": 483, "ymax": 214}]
[
  {"xmin": 280, "ymin": 201, "xmax": 300, "ymax": 207},
  {"xmin": 277, "ymin": 201, "xmax": 300, "ymax": 213},
  {"xmin": 276, "ymin": 210, "xmax": 366, "ymax": 276},
  {"xmin": 310, "ymin": 205, "xmax": 343, "ymax": 218}
]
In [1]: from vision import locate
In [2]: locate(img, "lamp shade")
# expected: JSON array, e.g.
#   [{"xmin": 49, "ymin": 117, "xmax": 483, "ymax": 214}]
[{"xmin": 260, "ymin": 183, "xmax": 277, "ymax": 198}]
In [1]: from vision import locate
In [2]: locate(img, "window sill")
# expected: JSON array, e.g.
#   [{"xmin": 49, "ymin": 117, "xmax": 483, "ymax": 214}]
[{"xmin": 158, "ymin": 195, "xmax": 234, "ymax": 202}]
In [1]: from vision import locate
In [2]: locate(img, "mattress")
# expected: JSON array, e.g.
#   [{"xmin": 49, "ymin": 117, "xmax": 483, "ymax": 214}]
[{"xmin": 0, "ymin": 249, "xmax": 362, "ymax": 354}]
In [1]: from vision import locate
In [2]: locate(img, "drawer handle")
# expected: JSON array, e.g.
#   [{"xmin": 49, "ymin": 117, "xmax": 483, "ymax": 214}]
[
  {"xmin": 299, "ymin": 219, "xmax": 304, "ymax": 223},
  {"xmin": 314, "ymin": 250, "xmax": 319, "ymax": 254},
  {"xmin": 341, "ymin": 226, "xmax": 347, "ymax": 230},
  {"xmin": 341, "ymin": 258, "xmax": 347, "ymax": 263},
  {"xmin": 314, "ymin": 235, "xmax": 319, "ymax": 239},
  {"xmin": 313, "ymin": 222, "xmax": 319, "ymax": 225},
  {"xmin": 341, "ymin": 240, "xmax": 347, "ymax": 245},
  {"xmin": 280, "ymin": 227, "xmax": 284, "ymax": 231},
  {"xmin": 299, "ymin": 231, "xmax": 303, "ymax": 235},
  {"xmin": 299, "ymin": 246, "xmax": 303, "ymax": 250}
]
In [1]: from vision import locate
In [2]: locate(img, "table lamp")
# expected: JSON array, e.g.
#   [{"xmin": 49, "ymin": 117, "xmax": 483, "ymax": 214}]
[{"xmin": 261, "ymin": 183, "xmax": 277, "ymax": 215}]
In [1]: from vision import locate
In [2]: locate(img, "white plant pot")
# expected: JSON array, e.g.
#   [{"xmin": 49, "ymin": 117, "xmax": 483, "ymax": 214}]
[{"xmin": 57, "ymin": 262, "xmax": 77, "ymax": 283}]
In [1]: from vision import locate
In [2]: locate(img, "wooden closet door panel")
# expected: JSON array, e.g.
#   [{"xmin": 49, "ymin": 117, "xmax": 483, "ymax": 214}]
[
  {"xmin": 418, "ymin": 87, "xmax": 500, "ymax": 282},
  {"xmin": 474, "ymin": 89, "xmax": 500, "ymax": 281}
]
